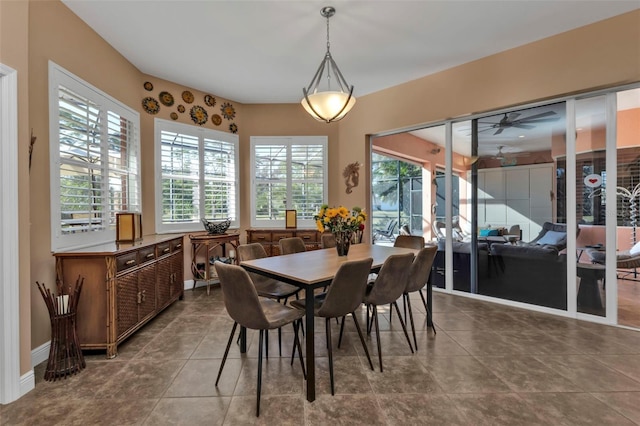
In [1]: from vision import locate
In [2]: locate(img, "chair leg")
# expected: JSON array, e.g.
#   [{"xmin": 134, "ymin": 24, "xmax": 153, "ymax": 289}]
[
  {"xmin": 326, "ymin": 318, "xmax": 335, "ymax": 395},
  {"xmin": 389, "ymin": 303, "xmax": 392, "ymax": 326},
  {"xmin": 265, "ymin": 329, "xmax": 269, "ymax": 359},
  {"xmin": 351, "ymin": 312, "xmax": 374, "ymax": 371},
  {"xmin": 216, "ymin": 321, "xmax": 238, "ymax": 386},
  {"xmin": 278, "ymin": 327, "xmax": 282, "ymax": 357},
  {"xmin": 337, "ymin": 316, "xmax": 346, "ymax": 348},
  {"xmin": 257, "ymin": 329, "xmax": 264, "ymax": 417},
  {"xmin": 392, "ymin": 301, "xmax": 414, "ymax": 353},
  {"xmin": 372, "ymin": 305, "xmax": 384, "ymax": 372},
  {"xmin": 418, "ymin": 289, "xmax": 437, "ymax": 334},
  {"xmin": 404, "ymin": 293, "xmax": 418, "ymax": 350},
  {"xmin": 292, "ymin": 319, "xmax": 306, "ymax": 379}
]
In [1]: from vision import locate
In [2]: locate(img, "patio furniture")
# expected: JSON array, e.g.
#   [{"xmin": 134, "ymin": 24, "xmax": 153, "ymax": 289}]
[{"xmin": 373, "ymin": 219, "xmax": 397, "ymax": 242}]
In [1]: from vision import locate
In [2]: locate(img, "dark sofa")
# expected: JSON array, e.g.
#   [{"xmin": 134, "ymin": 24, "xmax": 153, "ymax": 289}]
[
  {"xmin": 430, "ymin": 241, "xmax": 489, "ymax": 292},
  {"xmin": 483, "ymin": 243, "xmax": 567, "ymax": 309}
]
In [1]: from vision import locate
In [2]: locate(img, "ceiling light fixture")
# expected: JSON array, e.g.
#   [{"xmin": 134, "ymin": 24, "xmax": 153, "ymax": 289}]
[{"xmin": 301, "ymin": 6, "xmax": 356, "ymax": 123}]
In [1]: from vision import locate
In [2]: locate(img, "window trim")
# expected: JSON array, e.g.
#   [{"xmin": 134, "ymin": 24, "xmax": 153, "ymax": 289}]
[
  {"xmin": 49, "ymin": 61, "xmax": 141, "ymax": 252},
  {"xmin": 250, "ymin": 136, "xmax": 328, "ymax": 228},
  {"xmin": 154, "ymin": 118, "xmax": 240, "ymax": 234}
]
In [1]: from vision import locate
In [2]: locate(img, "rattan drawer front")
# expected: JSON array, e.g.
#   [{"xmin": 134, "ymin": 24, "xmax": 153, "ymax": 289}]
[
  {"xmin": 171, "ymin": 238, "xmax": 183, "ymax": 252},
  {"xmin": 139, "ymin": 246, "xmax": 156, "ymax": 265},
  {"xmin": 272, "ymin": 231, "xmax": 294, "ymax": 242},
  {"xmin": 296, "ymin": 231, "xmax": 318, "ymax": 242},
  {"xmin": 157, "ymin": 242, "xmax": 171, "ymax": 257},
  {"xmin": 116, "ymin": 252, "xmax": 138, "ymax": 273},
  {"xmin": 249, "ymin": 232, "xmax": 272, "ymax": 243}
]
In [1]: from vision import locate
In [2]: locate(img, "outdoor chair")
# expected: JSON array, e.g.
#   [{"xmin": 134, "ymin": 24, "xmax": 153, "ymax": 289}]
[{"xmin": 373, "ymin": 219, "xmax": 397, "ymax": 242}]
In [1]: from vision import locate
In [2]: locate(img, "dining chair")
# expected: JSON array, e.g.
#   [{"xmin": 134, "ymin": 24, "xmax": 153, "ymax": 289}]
[
  {"xmin": 403, "ymin": 245, "xmax": 438, "ymax": 349},
  {"xmin": 364, "ymin": 252, "xmax": 415, "ymax": 372},
  {"xmin": 279, "ymin": 237, "xmax": 306, "ymax": 255},
  {"xmin": 237, "ymin": 243, "xmax": 302, "ymax": 355},
  {"xmin": 291, "ymin": 258, "xmax": 374, "ymax": 394},
  {"xmin": 214, "ymin": 262, "xmax": 305, "ymax": 417},
  {"xmin": 321, "ymin": 233, "xmax": 336, "ymax": 249}
]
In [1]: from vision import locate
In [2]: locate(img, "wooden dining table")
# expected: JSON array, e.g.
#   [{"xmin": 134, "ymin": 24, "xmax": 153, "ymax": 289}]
[{"xmin": 240, "ymin": 243, "xmax": 421, "ymax": 402}]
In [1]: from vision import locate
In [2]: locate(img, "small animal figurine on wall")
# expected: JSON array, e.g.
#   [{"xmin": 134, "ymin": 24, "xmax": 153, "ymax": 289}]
[{"xmin": 343, "ymin": 161, "xmax": 362, "ymax": 194}]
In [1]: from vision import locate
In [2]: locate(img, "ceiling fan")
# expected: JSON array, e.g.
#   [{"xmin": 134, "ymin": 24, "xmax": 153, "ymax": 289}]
[
  {"xmin": 491, "ymin": 145, "xmax": 529, "ymax": 166},
  {"xmin": 480, "ymin": 110, "xmax": 559, "ymax": 135}
]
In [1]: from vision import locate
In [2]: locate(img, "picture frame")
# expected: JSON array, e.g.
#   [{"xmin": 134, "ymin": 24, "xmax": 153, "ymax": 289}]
[
  {"xmin": 285, "ymin": 210, "xmax": 297, "ymax": 229},
  {"xmin": 116, "ymin": 212, "xmax": 143, "ymax": 243}
]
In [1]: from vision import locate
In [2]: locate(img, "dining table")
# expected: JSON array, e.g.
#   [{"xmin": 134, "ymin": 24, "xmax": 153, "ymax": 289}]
[{"xmin": 240, "ymin": 243, "xmax": 421, "ymax": 402}]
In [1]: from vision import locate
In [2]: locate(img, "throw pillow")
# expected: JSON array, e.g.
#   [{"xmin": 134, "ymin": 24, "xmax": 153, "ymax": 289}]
[
  {"xmin": 536, "ymin": 230, "xmax": 566, "ymax": 246},
  {"xmin": 479, "ymin": 229, "xmax": 500, "ymax": 237},
  {"xmin": 630, "ymin": 241, "xmax": 640, "ymax": 256}
]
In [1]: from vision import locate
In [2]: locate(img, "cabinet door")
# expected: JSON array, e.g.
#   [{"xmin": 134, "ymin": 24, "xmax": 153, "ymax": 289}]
[
  {"xmin": 116, "ymin": 272, "xmax": 139, "ymax": 338},
  {"xmin": 171, "ymin": 251, "xmax": 184, "ymax": 299},
  {"xmin": 138, "ymin": 263, "xmax": 157, "ymax": 323},
  {"xmin": 156, "ymin": 255, "xmax": 172, "ymax": 308}
]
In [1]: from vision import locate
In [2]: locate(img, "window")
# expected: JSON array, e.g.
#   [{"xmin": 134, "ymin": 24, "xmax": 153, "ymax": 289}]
[
  {"xmin": 155, "ymin": 119, "xmax": 239, "ymax": 233},
  {"xmin": 250, "ymin": 136, "xmax": 327, "ymax": 227},
  {"xmin": 49, "ymin": 62, "xmax": 140, "ymax": 251}
]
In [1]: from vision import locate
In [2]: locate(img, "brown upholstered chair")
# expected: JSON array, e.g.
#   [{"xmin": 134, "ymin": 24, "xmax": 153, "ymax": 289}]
[
  {"xmin": 394, "ymin": 235, "xmax": 425, "ymax": 250},
  {"xmin": 321, "ymin": 233, "xmax": 336, "ymax": 249},
  {"xmin": 403, "ymin": 245, "xmax": 438, "ymax": 348},
  {"xmin": 214, "ymin": 262, "xmax": 305, "ymax": 417},
  {"xmin": 291, "ymin": 258, "xmax": 374, "ymax": 394},
  {"xmin": 364, "ymin": 252, "xmax": 415, "ymax": 372},
  {"xmin": 237, "ymin": 243, "xmax": 302, "ymax": 355},
  {"xmin": 279, "ymin": 237, "xmax": 306, "ymax": 255}
]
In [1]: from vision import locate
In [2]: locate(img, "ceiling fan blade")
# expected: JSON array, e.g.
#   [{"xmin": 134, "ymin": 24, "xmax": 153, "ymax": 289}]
[
  {"xmin": 513, "ymin": 124, "xmax": 535, "ymax": 129},
  {"xmin": 517, "ymin": 117, "xmax": 560, "ymax": 124},
  {"xmin": 507, "ymin": 112, "xmax": 521, "ymax": 121},
  {"xmin": 518, "ymin": 110, "xmax": 556, "ymax": 121},
  {"xmin": 493, "ymin": 128, "xmax": 504, "ymax": 135}
]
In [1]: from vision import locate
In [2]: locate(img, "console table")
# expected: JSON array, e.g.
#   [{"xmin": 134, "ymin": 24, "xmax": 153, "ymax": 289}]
[
  {"xmin": 189, "ymin": 232, "xmax": 240, "ymax": 293},
  {"xmin": 53, "ymin": 234, "xmax": 184, "ymax": 358}
]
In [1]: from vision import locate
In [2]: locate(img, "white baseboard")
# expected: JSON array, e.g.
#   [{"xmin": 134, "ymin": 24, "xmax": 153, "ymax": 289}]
[
  {"xmin": 19, "ymin": 370, "xmax": 34, "ymax": 398},
  {"xmin": 31, "ymin": 341, "xmax": 50, "ymax": 368}
]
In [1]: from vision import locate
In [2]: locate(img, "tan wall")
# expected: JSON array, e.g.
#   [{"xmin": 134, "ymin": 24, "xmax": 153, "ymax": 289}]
[
  {"xmin": 0, "ymin": 0, "xmax": 31, "ymax": 375},
  {"xmin": 3, "ymin": 0, "xmax": 639, "ymax": 379},
  {"xmin": 27, "ymin": 0, "xmax": 143, "ymax": 352}
]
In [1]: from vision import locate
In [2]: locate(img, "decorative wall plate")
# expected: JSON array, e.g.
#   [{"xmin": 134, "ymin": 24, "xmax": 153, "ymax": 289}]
[
  {"xmin": 220, "ymin": 102, "xmax": 236, "ymax": 120},
  {"xmin": 229, "ymin": 123, "xmax": 238, "ymax": 134},
  {"xmin": 190, "ymin": 105, "xmax": 208, "ymax": 125},
  {"xmin": 170, "ymin": 112, "xmax": 179, "ymax": 120},
  {"xmin": 182, "ymin": 91, "xmax": 194, "ymax": 103},
  {"xmin": 177, "ymin": 105, "xmax": 185, "ymax": 113},
  {"xmin": 143, "ymin": 81, "xmax": 154, "ymax": 91},
  {"xmin": 142, "ymin": 97, "xmax": 160, "ymax": 114},
  {"xmin": 159, "ymin": 91, "xmax": 174, "ymax": 106},
  {"xmin": 204, "ymin": 95, "xmax": 216, "ymax": 107},
  {"xmin": 211, "ymin": 114, "xmax": 222, "ymax": 126}
]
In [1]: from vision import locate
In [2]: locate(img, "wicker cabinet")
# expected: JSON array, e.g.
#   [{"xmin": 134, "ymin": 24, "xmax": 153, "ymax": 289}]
[
  {"xmin": 246, "ymin": 229, "xmax": 321, "ymax": 256},
  {"xmin": 53, "ymin": 234, "xmax": 184, "ymax": 358}
]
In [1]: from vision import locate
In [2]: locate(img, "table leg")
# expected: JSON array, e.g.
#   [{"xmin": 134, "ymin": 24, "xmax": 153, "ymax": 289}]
[{"xmin": 305, "ymin": 286, "xmax": 316, "ymax": 402}]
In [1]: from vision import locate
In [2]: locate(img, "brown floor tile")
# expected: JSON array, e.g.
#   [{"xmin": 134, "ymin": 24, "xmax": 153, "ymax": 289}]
[
  {"xmin": 144, "ymin": 396, "xmax": 230, "ymax": 426},
  {"xmin": 449, "ymin": 393, "xmax": 558, "ymax": 425},
  {"xmin": 304, "ymin": 394, "xmax": 387, "ymax": 426},
  {"xmin": 377, "ymin": 394, "xmax": 468, "ymax": 426},
  {"xmin": 591, "ymin": 391, "xmax": 640, "ymax": 424}
]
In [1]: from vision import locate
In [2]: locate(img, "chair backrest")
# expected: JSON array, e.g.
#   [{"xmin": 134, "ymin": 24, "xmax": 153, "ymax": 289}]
[
  {"xmin": 317, "ymin": 258, "xmax": 373, "ymax": 318},
  {"xmin": 366, "ymin": 253, "xmax": 414, "ymax": 305},
  {"xmin": 405, "ymin": 245, "xmax": 437, "ymax": 293},
  {"xmin": 321, "ymin": 233, "xmax": 336, "ymax": 249},
  {"xmin": 279, "ymin": 237, "xmax": 306, "ymax": 255},
  {"xmin": 394, "ymin": 235, "xmax": 425, "ymax": 250},
  {"xmin": 237, "ymin": 243, "xmax": 268, "ymax": 261},
  {"xmin": 386, "ymin": 219, "xmax": 398, "ymax": 234},
  {"xmin": 432, "ymin": 221, "xmax": 446, "ymax": 240},
  {"xmin": 215, "ymin": 262, "xmax": 270, "ymax": 330}
]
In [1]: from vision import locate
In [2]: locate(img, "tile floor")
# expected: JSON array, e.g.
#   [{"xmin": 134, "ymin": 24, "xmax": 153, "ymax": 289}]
[{"xmin": 2, "ymin": 287, "xmax": 640, "ymax": 425}]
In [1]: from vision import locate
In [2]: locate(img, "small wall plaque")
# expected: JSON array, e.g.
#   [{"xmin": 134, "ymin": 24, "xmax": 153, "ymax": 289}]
[{"xmin": 116, "ymin": 213, "xmax": 142, "ymax": 243}]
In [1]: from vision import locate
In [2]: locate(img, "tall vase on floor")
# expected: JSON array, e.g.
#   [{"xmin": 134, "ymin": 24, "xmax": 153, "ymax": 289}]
[{"xmin": 334, "ymin": 231, "xmax": 352, "ymax": 256}]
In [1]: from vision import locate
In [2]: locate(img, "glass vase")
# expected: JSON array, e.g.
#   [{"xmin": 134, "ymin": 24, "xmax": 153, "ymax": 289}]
[{"xmin": 334, "ymin": 231, "xmax": 352, "ymax": 256}]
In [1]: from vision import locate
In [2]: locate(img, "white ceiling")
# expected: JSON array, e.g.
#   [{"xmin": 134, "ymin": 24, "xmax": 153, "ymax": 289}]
[{"xmin": 62, "ymin": 0, "xmax": 639, "ymax": 105}]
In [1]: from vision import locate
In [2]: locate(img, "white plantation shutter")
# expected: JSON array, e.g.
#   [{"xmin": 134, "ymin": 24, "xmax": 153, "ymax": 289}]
[
  {"xmin": 250, "ymin": 136, "xmax": 327, "ymax": 227},
  {"xmin": 50, "ymin": 62, "xmax": 140, "ymax": 251},
  {"xmin": 155, "ymin": 120, "xmax": 239, "ymax": 233}
]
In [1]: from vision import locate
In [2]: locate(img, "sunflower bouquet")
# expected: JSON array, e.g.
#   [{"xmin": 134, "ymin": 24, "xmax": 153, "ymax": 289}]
[{"xmin": 314, "ymin": 205, "xmax": 366, "ymax": 234}]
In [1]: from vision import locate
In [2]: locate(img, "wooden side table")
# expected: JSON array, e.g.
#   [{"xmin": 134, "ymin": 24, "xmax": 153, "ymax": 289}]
[
  {"xmin": 189, "ymin": 232, "xmax": 240, "ymax": 294},
  {"xmin": 35, "ymin": 276, "xmax": 85, "ymax": 381}
]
